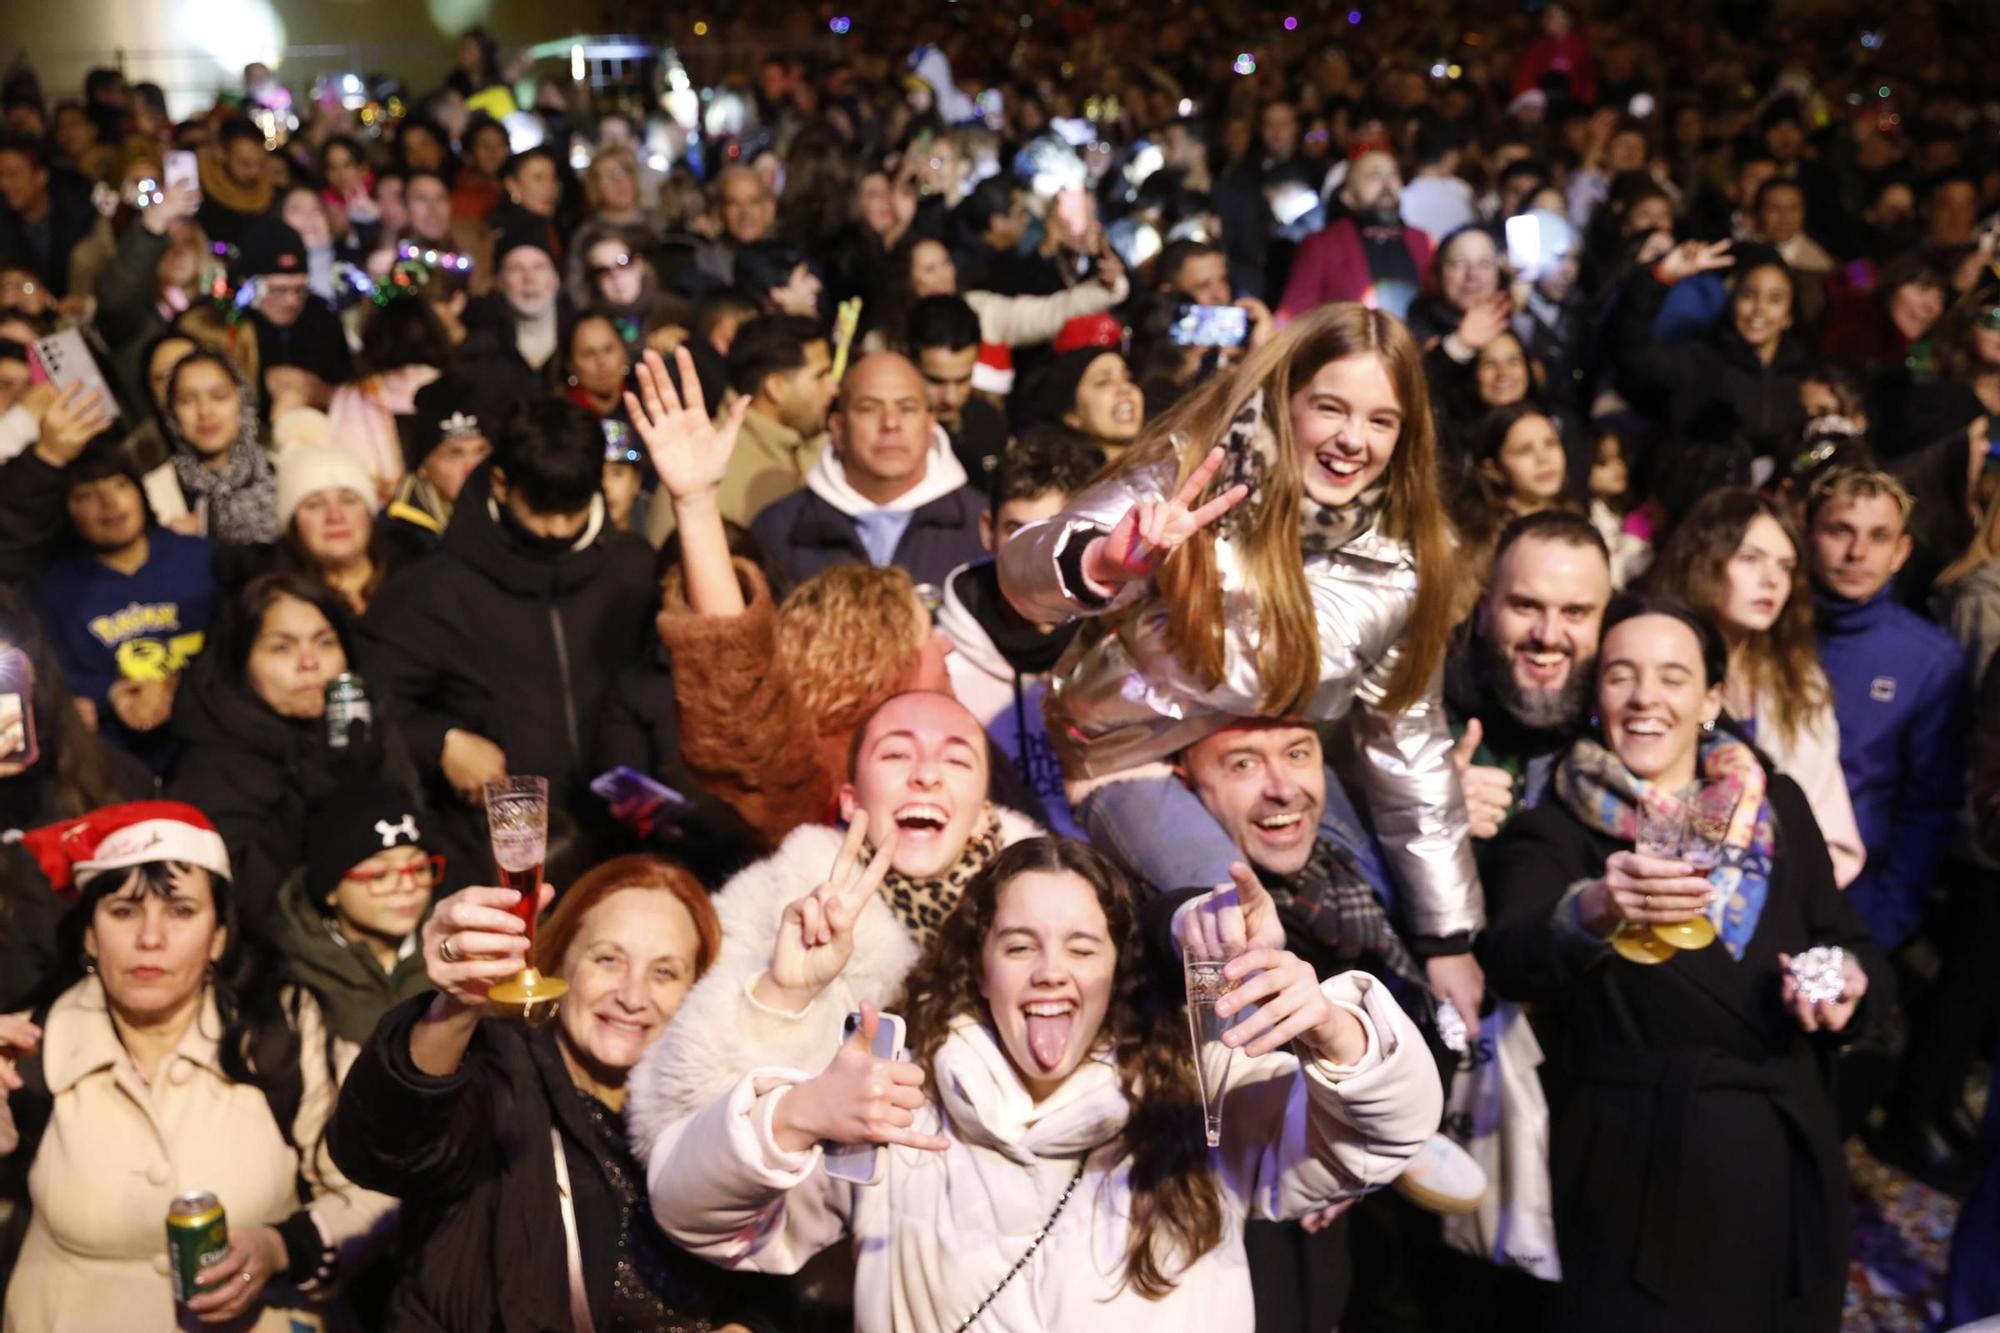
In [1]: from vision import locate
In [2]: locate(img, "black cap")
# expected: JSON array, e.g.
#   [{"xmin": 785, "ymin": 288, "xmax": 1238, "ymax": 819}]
[
  {"xmin": 304, "ymin": 779, "xmax": 430, "ymax": 909},
  {"xmin": 403, "ymin": 373, "xmax": 492, "ymax": 473},
  {"xmin": 492, "ymin": 227, "xmax": 555, "ymax": 271},
  {"xmin": 233, "ymin": 218, "xmax": 307, "ymax": 281}
]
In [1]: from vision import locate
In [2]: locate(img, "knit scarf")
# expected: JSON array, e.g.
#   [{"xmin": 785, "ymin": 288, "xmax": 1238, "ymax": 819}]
[
  {"xmin": 1217, "ymin": 389, "xmax": 1389, "ymax": 556},
  {"xmin": 864, "ymin": 808, "xmax": 1003, "ymax": 951},
  {"xmin": 1267, "ymin": 840, "xmax": 1426, "ymax": 988},
  {"xmin": 1554, "ymin": 734, "xmax": 1776, "ymax": 958},
  {"xmin": 169, "ymin": 440, "xmax": 279, "ymax": 545}
]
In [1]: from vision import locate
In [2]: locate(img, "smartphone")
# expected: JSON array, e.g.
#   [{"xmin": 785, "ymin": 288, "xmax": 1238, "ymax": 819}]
[
  {"xmin": 164, "ymin": 150, "xmax": 199, "ymax": 195},
  {"xmin": 0, "ymin": 647, "xmax": 39, "ymax": 769},
  {"xmin": 28, "ymin": 329, "xmax": 120, "ymax": 425},
  {"xmin": 824, "ymin": 1010, "xmax": 907, "ymax": 1186},
  {"xmin": 1170, "ymin": 304, "xmax": 1250, "ymax": 349},
  {"xmin": 1504, "ymin": 213, "xmax": 1546, "ymax": 276},
  {"xmin": 589, "ymin": 766, "xmax": 692, "ymax": 832}
]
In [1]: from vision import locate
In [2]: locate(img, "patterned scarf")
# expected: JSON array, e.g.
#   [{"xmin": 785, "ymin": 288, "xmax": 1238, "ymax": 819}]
[
  {"xmin": 164, "ymin": 361, "xmax": 279, "ymax": 545},
  {"xmin": 1267, "ymin": 838, "xmax": 1426, "ymax": 988},
  {"xmin": 1217, "ymin": 389, "xmax": 1389, "ymax": 556},
  {"xmin": 1554, "ymin": 734, "xmax": 1776, "ymax": 958},
  {"xmin": 863, "ymin": 807, "xmax": 1003, "ymax": 951}
]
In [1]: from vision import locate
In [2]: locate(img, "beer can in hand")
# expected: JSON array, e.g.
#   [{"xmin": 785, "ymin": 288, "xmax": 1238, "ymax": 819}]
[
  {"xmin": 166, "ymin": 1191, "xmax": 229, "ymax": 1302},
  {"xmin": 325, "ymin": 673, "xmax": 371, "ymax": 751}
]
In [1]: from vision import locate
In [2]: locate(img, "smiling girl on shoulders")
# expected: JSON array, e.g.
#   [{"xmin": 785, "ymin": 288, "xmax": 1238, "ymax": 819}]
[
  {"xmin": 646, "ymin": 837, "xmax": 1438, "ymax": 1331},
  {"xmin": 997, "ymin": 302, "xmax": 1483, "ymax": 1016}
]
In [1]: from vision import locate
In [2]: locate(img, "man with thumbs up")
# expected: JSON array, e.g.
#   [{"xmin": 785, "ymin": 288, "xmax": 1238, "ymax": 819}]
[{"xmin": 1446, "ymin": 510, "xmax": 1613, "ymax": 850}]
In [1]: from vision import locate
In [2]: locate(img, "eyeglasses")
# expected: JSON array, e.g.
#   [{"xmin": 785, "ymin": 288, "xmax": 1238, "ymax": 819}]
[
  {"xmin": 344, "ymin": 854, "xmax": 445, "ymax": 891},
  {"xmin": 590, "ymin": 253, "xmax": 636, "ymax": 281}
]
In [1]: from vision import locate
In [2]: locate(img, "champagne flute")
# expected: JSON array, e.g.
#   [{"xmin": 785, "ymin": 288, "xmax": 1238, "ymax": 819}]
[
  {"xmin": 1658, "ymin": 777, "xmax": 1742, "ymax": 950},
  {"xmin": 1615, "ymin": 802, "xmax": 1683, "ymax": 965},
  {"xmin": 483, "ymin": 776, "xmax": 567, "ymax": 1014},
  {"xmin": 1184, "ymin": 957, "xmax": 1234, "ymax": 1147}
]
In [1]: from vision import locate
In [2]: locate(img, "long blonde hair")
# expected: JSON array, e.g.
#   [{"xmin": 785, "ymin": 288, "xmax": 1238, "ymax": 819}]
[{"xmin": 1119, "ymin": 303, "xmax": 1456, "ymax": 714}]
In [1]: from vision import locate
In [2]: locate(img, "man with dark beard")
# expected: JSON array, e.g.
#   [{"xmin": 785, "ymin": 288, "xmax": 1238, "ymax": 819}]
[
  {"xmin": 1276, "ymin": 146, "xmax": 1435, "ymax": 322},
  {"xmin": 1445, "ymin": 510, "xmax": 1611, "ymax": 866}
]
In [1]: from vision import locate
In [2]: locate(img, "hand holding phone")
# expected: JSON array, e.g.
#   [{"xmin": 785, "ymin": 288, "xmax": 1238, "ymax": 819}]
[
  {"xmin": 822, "ymin": 1006, "xmax": 917, "ymax": 1185},
  {"xmin": 0, "ymin": 647, "xmax": 40, "ymax": 769},
  {"xmin": 590, "ymin": 765, "xmax": 692, "ymax": 837},
  {"xmin": 1169, "ymin": 304, "xmax": 1251, "ymax": 348}
]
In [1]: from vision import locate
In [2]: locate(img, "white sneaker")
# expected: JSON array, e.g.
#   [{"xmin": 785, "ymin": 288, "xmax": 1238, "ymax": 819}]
[{"xmin": 1391, "ymin": 1133, "xmax": 1488, "ymax": 1215}]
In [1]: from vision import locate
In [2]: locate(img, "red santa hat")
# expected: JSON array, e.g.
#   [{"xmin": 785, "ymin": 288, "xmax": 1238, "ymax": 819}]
[
  {"xmin": 1053, "ymin": 313, "xmax": 1125, "ymax": 355},
  {"xmin": 972, "ymin": 342, "xmax": 1015, "ymax": 396},
  {"xmin": 12, "ymin": 801, "xmax": 232, "ymax": 894}
]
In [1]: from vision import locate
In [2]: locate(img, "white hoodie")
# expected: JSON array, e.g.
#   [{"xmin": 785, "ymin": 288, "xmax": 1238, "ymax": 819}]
[
  {"xmin": 804, "ymin": 423, "xmax": 969, "ymax": 519},
  {"xmin": 649, "ymin": 973, "xmax": 1437, "ymax": 1333},
  {"xmin": 938, "ymin": 562, "xmax": 1083, "ymax": 838}
]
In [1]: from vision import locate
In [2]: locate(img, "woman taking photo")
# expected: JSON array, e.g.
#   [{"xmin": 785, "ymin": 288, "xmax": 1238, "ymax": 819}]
[
  {"xmin": 997, "ymin": 302, "xmax": 1482, "ymax": 1010},
  {"xmin": 1477, "ymin": 595, "xmax": 1888, "ymax": 1332},
  {"xmin": 327, "ymin": 855, "xmax": 781, "ymax": 1331},
  {"xmin": 167, "ymin": 572, "xmax": 424, "ymax": 924},
  {"xmin": 0, "ymin": 802, "xmax": 391, "ymax": 1330},
  {"xmin": 1646, "ymin": 488, "xmax": 1863, "ymax": 885},
  {"xmin": 145, "ymin": 346, "xmax": 281, "ymax": 545},
  {"xmin": 644, "ymin": 836, "xmax": 1436, "ymax": 1330}
]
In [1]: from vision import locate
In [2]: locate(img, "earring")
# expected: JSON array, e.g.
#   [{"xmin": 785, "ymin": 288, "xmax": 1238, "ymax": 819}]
[
  {"xmin": 566, "ymin": 375, "xmax": 578, "ymax": 387},
  {"xmin": 1701, "ymin": 718, "xmax": 1716, "ymax": 734},
  {"xmin": 83, "ymin": 953, "xmax": 97, "ymax": 975}
]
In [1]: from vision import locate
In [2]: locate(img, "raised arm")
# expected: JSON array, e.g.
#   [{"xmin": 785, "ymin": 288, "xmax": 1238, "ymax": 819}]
[{"xmin": 626, "ymin": 346, "xmax": 752, "ymax": 617}]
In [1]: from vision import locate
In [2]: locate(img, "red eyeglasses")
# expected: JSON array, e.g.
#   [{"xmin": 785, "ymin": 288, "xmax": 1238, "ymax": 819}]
[{"xmin": 345, "ymin": 854, "xmax": 446, "ymax": 891}]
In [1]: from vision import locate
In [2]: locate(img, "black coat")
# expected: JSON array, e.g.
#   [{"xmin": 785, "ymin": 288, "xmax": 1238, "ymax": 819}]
[
  {"xmin": 164, "ymin": 651, "xmax": 426, "ymax": 926},
  {"xmin": 748, "ymin": 484, "xmax": 986, "ymax": 595},
  {"xmin": 253, "ymin": 300, "xmax": 356, "ymax": 389},
  {"xmin": 359, "ymin": 469, "xmax": 658, "ymax": 831},
  {"xmin": 1611, "ymin": 268, "xmax": 1810, "ymax": 459},
  {"xmin": 1477, "ymin": 772, "xmax": 1889, "ymax": 1333},
  {"xmin": 0, "ymin": 169, "xmax": 99, "ymax": 297},
  {"xmin": 328, "ymin": 994, "xmax": 788, "ymax": 1332}
]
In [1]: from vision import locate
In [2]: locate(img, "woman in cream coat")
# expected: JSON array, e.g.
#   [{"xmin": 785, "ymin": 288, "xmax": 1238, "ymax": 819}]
[
  {"xmin": 645, "ymin": 838, "xmax": 1439, "ymax": 1332},
  {"xmin": 0, "ymin": 803, "xmax": 390, "ymax": 1332}
]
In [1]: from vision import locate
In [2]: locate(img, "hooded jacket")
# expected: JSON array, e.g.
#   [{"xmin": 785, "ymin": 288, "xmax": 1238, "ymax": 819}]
[
  {"xmin": 1814, "ymin": 586, "xmax": 1968, "ymax": 949},
  {"xmin": 749, "ymin": 425, "xmax": 987, "ymax": 592},
  {"xmin": 938, "ymin": 559, "xmax": 1083, "ymax": 837},
  {"xmin": 646, "ymin": 973, "xmax": 1436, "ymax": 1333},
  {"xmin": 359, "ymin": 467, "xmax": 658, "ymax": 823},
  {"xmin": 271, "ymin": 869, "xmax": 435, "ymax": 1045},
  {"xmin": 999, "ymin": 458, "xmax": 1482, "ymax": 941},
  {"xmin": 165, "ymin": 650, "xmax": 424, "ymax": 926},
  {"xmin": 1611, "ymin": 266, "xmax": 1810, "ymax": 459}
]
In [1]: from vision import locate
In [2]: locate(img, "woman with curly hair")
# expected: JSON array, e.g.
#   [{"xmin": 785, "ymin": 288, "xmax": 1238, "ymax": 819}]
[
  {"xmin": 1645, "ymin": 487, "xmax": 1864, "ymax": 883},
  {"xmin": 642, "ymin": 835, "xmax": 1436, "ymax": 1330}
]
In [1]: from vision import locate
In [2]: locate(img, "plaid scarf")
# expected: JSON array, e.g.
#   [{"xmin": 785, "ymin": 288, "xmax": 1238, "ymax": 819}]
[
  {"xmin": 1217, "ymin": 389, "xmax": 1390, "ymax": 556},
  {"xmin": 1554, "ymin": 734, "xmax": 1776, "ymax": 958},
  {"xmin": 864, "ymin": 809, "xmax": 1003, "ymax": 952},
  {"xmin": 1268, "ymin": 838, "xmax": 1425, "ymax": 988}
]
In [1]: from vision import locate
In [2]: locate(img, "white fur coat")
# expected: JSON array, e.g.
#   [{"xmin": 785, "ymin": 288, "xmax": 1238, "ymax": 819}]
[{"xmin": 628, "ymin": 810, "xmax": 1041, "ymax": 1163}]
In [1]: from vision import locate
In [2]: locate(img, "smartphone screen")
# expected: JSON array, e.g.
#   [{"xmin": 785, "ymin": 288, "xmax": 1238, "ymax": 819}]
[
  {"xmin": 1170, "ymin": 304, "xmax": 1250, "ymax": 348},
  {"xmin": 165, "ymin": 150, "xmax": 199, "ymax": 194},
  {"xmin": 0, "ymin": 647, "xmax": 39, "ymax": 768}
]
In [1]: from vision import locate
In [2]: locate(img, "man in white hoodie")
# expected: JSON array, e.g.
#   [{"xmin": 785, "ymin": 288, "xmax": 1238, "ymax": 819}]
[
  {"xmin": 938, "ymin": 434, "xmax": 1097, "ymax": 836},
  {"xmin": 749, "ymin": 351, "xmax": 986, "ymax": 594}
]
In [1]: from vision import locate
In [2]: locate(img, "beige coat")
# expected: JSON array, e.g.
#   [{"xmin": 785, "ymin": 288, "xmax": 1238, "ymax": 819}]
[
  {"xmin": 645, "ymin": 398, "xmax": 828, "ymax": 547},
  {"xmin": 2, "ymin": 979, "xmax": 394, "ymax": 1332}
]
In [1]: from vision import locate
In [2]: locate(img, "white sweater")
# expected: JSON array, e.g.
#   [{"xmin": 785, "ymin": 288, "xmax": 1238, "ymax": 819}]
[{"xmin": 648, "ymin": 973, "xmax": 1439, "ymax": 1333}]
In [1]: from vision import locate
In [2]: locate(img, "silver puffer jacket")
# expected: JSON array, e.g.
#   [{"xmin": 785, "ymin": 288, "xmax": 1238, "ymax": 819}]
[{"xmin": 998, "ymin": 459, "xmax": 1482, "ymax": 939}]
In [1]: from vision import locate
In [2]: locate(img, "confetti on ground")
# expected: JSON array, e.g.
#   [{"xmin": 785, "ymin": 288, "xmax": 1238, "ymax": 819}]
[{"xmin": 1844, "ymin": 1141, "xmax": 1962, "ymax": 1332}]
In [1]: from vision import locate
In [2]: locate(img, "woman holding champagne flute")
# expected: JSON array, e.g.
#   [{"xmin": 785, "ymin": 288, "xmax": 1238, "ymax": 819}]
[
  {"xmin": 1476, "ymin": 593, "xmax": 1889, "ymax": 1333},
  {"xmin": 327, "ymin": 852, "xmax": 787, "ymax": 1332},
  {"xmin": 644, "ymin": 837, "xmax": 1437, "ymax": 1332}
]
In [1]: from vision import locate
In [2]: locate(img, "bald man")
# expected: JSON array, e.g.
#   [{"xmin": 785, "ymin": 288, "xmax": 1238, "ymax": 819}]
[
  {"xmin": 750, "ymin": 352, "xmax": 987, "ymax": 591},
  {"xmin": 1276, "ymin": 149, "xmax": 1434, "ymax": 322}
]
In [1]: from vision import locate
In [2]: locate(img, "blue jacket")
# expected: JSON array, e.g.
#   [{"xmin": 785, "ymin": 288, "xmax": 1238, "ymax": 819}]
[{"xmin": 1814, "ymin": 586, "xmax": 1968, "ymax": 948}]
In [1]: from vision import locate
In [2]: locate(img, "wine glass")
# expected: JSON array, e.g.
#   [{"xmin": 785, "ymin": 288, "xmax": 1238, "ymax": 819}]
[
  {"xmin": 1615, "ymin": 802, "xmax": 1684, "ymax": 964},
  {"xmin": 1657, "ymin": 777, "xmax": 1742, "ymax": 950},
  {"xmin": 483, "ymin": 776, "xmax": 567, "ymax": 1015},
  {"xmin": 1184, "ymin": 956, "xmax": 1235, "ymax": 1147}
]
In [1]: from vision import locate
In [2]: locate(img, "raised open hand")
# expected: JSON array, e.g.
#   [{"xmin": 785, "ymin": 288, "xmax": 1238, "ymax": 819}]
[
  {"xmin": 624, "ymin": 346, "xmax": 751, "ymax": 503},
  {"xmin": 1083, "ymin": 445, "xmax": 1250, "ymax": 588},
  {"xmin": 761, "ymin": 816, "xmax": 900, "ymax": 1009}
]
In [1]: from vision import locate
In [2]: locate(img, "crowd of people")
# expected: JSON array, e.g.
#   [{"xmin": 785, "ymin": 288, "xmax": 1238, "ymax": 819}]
[{"xmin": 0, "ymin": 0, "xmax": 1998, "ymax": 1327}]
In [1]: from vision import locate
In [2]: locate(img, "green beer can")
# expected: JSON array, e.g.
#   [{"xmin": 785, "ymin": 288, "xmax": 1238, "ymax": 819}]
[{"xmin": 166, "ymin": 1191, "xmax": 229, "ymax": 1302}]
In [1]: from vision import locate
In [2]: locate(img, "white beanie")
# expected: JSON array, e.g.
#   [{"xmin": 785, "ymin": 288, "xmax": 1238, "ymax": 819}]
[{"xmin": 275, "ymin": 443, "xmax": 380, "ymax": 530}]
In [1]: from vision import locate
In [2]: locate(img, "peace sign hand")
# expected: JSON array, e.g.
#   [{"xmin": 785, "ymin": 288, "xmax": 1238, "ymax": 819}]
[
  {"xmin": 757, "ymin": 817, "xmax": 900, "ymax": 1013},
  {"xmin": 1655, "ymin": 238, "xmax": 1735, "ymax": 285},
  {"xmin": 624, "ymin": 346, "xmax": 752, "ymax": 503},
  {"xmin": 1083, "ymin": 445, "xmax": 1250, "ymax": 588}
]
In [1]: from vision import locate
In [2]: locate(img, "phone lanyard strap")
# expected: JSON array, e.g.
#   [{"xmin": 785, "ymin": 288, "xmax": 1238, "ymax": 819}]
[{"xmin": 950, "ymin": 1156, "xmax": 1088, "ymax": 1333}]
